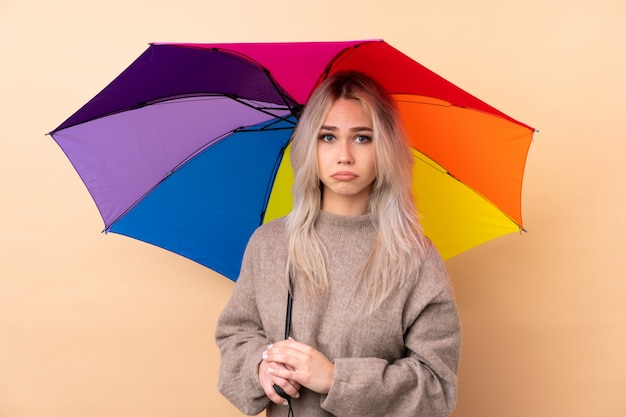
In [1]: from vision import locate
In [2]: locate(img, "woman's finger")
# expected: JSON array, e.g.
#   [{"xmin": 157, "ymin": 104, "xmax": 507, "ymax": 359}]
[{"xmin": 259, "ymin": 358, "xmax": 300, "ymax": 404}]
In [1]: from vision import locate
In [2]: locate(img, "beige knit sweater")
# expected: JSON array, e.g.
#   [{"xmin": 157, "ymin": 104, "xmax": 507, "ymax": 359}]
[{"xmin": 216, "ymin": 211, "xmax": 461, "ymax": 417}]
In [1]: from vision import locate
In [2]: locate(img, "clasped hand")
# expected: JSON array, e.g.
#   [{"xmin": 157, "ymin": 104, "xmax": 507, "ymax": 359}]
[{"xmin": 259, "ymin": 338, "xmax": 334, "ymax": 405}]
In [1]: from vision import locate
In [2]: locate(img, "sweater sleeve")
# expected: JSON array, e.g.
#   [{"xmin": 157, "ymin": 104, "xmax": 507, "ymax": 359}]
[
  {"xmin": 215, "ymin": 234, "xmax": 271, "ymax": 416},
  {"xmin": 320, "ymin": 246, "xmax": 461, "ymax": 417}
]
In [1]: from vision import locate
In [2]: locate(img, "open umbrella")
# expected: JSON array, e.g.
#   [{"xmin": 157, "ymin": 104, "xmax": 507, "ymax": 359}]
[{"xmin": 49, "ymin": 39, "xmax": 534, "ymax": 281}]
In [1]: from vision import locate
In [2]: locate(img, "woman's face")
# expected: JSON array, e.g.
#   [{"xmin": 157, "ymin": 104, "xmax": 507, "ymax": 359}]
[{"xmin": 317, "ymin": 98, "xmax": 376, "ymax": 216}]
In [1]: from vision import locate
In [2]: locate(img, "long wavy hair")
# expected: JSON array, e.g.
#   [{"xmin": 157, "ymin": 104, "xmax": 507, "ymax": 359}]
[{"xmin": 285, "ymin": 71, "xmax": 427, "ymax": 310}]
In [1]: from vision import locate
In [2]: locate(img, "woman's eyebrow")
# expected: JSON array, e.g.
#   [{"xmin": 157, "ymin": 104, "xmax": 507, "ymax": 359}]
[{"xmin": 320, "ymin": 126, "xmax": 373, "ymax": 132}]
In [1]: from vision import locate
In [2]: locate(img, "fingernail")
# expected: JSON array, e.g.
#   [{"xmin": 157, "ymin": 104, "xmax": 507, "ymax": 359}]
[
  {"xmin": 268, "ymin": 368, "xmax": 274, "ymax": 374},
  {"xmin": 295, "ymin": 392, "xmax": 300, "ymax": 399},
  {"xmin": 262, "ymin": 351, "xmax": 268, "ymax": 360},
  {"xmin": 267, "ymin": 343, "xmax": 273, "ymax": 349},
  {"xmin": 282, "ymin": 401, "xmax": 289, "ymax": 406}
]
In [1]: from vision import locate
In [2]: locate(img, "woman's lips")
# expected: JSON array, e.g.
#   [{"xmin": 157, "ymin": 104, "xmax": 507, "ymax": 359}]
[{"xmin": 331, "ymin": 171, "xmax": 357, "ymax": 181}]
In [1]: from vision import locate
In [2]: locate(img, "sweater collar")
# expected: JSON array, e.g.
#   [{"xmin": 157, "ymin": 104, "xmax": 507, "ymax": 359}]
[{"xmin": 315, "ymin": 210, "xmax": 376, "ymax": 236}]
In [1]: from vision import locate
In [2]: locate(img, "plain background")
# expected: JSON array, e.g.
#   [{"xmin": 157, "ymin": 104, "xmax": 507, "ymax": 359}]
[{"xmin": 2, "ymin": 0, "xmax": 625, "ymax": 416}]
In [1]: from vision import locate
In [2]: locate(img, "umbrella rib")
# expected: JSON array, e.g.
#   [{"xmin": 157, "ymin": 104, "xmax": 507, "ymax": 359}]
[
  {"xmin": 259, "ymin": 142, "xmax": 289, "ymax": 226},
  {"xmin": 226, "ymin": 95, "xmax": 298, "ymax": 126},
  {"xmin": 259, "ymin": 67, "xmax": 304, "ymax": 119},
  {"xmin": 50, "ymin": 94, "xmax": 295, "ymax": 134},
  {"xmin": 206, "ymin": 46, "xmax": 303, "ymax": 118},
  {"xmin": 146, "ymin": 93, "xmax": 297, "ymax": 127},
  {"xmin": 319, "ymin": 40, "xmax": 375, "ymax": 80},
  {"xmin": 166, "ymin": 120, "xmax": 293, "ymax": 177}
]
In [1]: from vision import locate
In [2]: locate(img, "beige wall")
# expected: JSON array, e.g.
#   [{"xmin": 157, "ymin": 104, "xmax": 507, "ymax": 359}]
[{"xmin": 1, "ymin": 1, "xmax": 625, "ymax": 416}]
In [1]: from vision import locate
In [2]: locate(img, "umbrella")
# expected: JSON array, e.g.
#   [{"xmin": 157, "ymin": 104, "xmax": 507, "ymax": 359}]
[{"xmin": 49, "ymin": 39, "xmax": 534, "ymax": 281}]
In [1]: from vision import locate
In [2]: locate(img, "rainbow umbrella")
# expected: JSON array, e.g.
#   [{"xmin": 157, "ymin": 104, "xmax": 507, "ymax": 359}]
[{"xmin": 49, "ymin": 39, "xmax": 534, "ymax": 281}]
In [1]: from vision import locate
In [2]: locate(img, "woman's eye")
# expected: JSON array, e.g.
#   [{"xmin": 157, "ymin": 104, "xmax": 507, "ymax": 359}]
[
  {"xmin": 319, "ymin": 133, "xmax": 334, "ymax": 142},
  {"xmin": 355, "ymin": 135, "xmax": 371, "ymax": 144}
]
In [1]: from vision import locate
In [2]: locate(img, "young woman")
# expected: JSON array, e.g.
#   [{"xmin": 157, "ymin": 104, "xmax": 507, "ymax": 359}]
[{"xmin": 216, "ymin": 71, "xmax": 461, "ymax": 417}]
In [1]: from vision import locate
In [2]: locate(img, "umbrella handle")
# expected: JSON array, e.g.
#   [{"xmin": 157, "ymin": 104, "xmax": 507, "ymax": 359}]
[{"xmin": 273, "ymin": 275, "xmax": 295, "ymax": 410}]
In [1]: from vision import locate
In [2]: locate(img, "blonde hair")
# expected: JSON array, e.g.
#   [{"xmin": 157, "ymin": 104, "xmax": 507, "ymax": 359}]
[{"xmin": 286, "ymin": 71, "xmax": 426, "ymax": 310}]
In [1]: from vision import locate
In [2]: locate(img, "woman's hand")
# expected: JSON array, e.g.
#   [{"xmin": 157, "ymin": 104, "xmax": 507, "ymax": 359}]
[
  {"xmin": 259, "ymin": 357, "xmax": 301, "ymax": 405},
  {"xmin": 262, "ymin": 338, "xmax": 335, "ymax": 395}
]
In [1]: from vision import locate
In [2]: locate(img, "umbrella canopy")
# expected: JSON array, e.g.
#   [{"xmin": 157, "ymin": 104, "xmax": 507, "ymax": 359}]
[{"xmin": 49, "ymin": 39, "xmax": 534, "ymax": 281}]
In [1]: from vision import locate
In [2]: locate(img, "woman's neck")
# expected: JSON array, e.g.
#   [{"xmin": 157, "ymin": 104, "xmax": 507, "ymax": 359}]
[{"xmin": 320, "ymin": 194, "xmax": 369, "ymax": 216}]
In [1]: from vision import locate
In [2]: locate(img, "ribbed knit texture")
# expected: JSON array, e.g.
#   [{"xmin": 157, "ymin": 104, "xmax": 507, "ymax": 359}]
[{"xmin": 216, "ymin": 211, "xmax": 460, "ymax": 416}]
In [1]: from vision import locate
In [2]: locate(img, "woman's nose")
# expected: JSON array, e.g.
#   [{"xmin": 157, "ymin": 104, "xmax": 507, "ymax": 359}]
[{"xmin": 337, "ymin": 140, "xmax": 354, "ymax": 164}]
